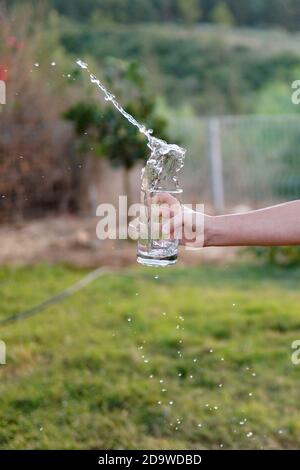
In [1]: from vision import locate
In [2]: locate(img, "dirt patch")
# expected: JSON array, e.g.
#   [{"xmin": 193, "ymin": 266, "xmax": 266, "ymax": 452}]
[{"xmin": 0, "ymin": 215, "xmax": 238, "ymax": 268}]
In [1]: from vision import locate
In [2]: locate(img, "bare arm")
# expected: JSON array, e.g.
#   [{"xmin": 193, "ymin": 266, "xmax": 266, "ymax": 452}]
[
  {"xmin": 205, "ymin": 200, "xmax": 300, "ymax": 247},
  {"xmin": 132, "ymin": 196, "xmax": 300, "ymax": 248}
]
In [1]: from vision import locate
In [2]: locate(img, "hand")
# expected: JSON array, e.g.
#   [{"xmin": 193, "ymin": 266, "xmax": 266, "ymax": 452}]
[{"xmin": 129, "ymin": 192, "xmax": 205, "ymax": 249}]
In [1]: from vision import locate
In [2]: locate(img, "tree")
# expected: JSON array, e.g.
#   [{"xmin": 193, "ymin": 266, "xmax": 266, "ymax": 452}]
[
  {"xmin": 0, "ymin": 3, "xmax": 75, "ymax": 221},
  {"xmin": 176, "ymin": 0, "xmax": 202, "ymax": 24},
  {"xmin": 65, "ymin": 59, "xmax": 169, "ymax": 208},
  {"xmin": 211, "ymin": 1, "xmax": 235, "ymax": 26}
]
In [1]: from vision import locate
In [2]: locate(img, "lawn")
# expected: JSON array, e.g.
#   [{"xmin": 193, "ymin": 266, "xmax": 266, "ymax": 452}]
[{"xmin": 0, "ymin": 263, "xmax": 300, "ymax": 449}]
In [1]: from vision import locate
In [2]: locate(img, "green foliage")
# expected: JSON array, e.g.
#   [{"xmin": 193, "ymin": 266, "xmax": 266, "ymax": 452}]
[
  {"xmin": 15, "ymin": 0, "xmax": 300, "ymax": 30},
  {"xmin": 1, "ymin": 263, "xmax": 300, "ymax": 448},
  {"xmin": 64, "ymin": 59, "xmax": 169, "ymax": 202},
  {"xmin": 211, "ymin": 1, "xmax": 235, "ymax": 26},
  {"xmin": 251, "ymin": 75, "xmax": 300, "ymax": 202},
  {"xmin": 254, "ymin": 82, "xmax": 298, "ymax": 115},
  {"xmin": 250, "ymin": 246, "xmax": 300, "ymax": 266},
  {"xmin": 60, "ymin": 23, "xmax": 300, "ymax": 115},
  {"xmin": 65, "ymin": 59, "xmax": 168, "ymax": 170},
  {"xmin": 176, "ymin": 0, "xmax": 202, "ymax": 24},
  {"xmin": 64, "ymin": 102, "xmax": 102, "ymax": 135},
  {"xmin": 11, "ymin": 1, "xmax": 300, "ymax": 116}
]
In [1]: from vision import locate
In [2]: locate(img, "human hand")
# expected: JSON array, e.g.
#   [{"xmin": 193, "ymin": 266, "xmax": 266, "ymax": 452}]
[{"xmin": 129, "ymin": 192, "xmax": 205, "ymax": 249}]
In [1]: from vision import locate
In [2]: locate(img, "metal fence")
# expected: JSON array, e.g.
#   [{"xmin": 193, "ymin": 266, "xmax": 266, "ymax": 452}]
[
  {"xmin": 171, "ymin": 114, "xmax": 300, "ymax": 213},
  {"xmin": 1, "ymin": 114, "xmax": 300, "ymax": 221}
]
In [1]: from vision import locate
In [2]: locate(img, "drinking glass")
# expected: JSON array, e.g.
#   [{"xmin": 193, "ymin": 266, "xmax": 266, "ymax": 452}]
[{"xmin": 137, "ymin": 188, "xmax": 182, "ymax": 267}]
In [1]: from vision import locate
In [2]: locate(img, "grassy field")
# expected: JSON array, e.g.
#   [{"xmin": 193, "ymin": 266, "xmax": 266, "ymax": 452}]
[{"xmin": 0, "ymin": 263, "xmax": 300, "ymax": 449}]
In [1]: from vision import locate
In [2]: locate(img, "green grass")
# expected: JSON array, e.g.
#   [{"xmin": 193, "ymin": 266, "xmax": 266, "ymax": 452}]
[{"xmin": 0, "ymin": 263, "xmax": 300, "ymax": 449}]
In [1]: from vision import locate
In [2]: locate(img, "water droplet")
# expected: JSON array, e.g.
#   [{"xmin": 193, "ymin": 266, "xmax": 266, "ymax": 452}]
[{"xmin": 76, "ymin": 59, "xmax": 88, "ymax": 69}]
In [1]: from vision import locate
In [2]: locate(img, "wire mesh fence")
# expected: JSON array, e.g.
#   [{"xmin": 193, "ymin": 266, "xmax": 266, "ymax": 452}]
[
  {"xmin": 1, "ymin": 113, "xmax": 300, "ymax": 222},
  {"xmin": 175, "ymin": 114, "xmax": 300, "ymax": 213}
]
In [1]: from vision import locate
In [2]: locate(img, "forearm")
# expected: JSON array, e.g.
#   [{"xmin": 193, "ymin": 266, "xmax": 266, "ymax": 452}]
[{"xmin": 204, "ymin": 200, "xmax": 300, "ymax": 247}]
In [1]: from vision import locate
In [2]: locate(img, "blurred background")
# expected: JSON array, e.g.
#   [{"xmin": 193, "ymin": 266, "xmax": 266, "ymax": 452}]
[{"xmin": 0, "ymin": 0, "xmax": 300, "ymax": 450}]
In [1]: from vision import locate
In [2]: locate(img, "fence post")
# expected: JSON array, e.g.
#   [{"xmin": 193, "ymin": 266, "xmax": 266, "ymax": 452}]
[
  {"xmin": 208, "ymin": 118, "xmax": 225, "ymax": 214},
  {"xmin": 0, "ymin": 80, "xmax": 6, "ymax": 105}
]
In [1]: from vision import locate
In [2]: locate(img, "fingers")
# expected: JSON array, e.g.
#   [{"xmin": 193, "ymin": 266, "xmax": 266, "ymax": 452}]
[
  {"xmin": 128, "ymin": 219, "xmax": 139, "ymax": 240},
  {"xmin": 162, "ymin": 210, "xmax": 183, "ymax": 240},
  {"xmin": 152, "ymin": 192, "xmax": 178, "ymax": 206},
  {"xmin": 128, "ymin": 216, "xmax": 149, "ymax": 241},
  {"xmin": 129, "ymin": 192, "xmax": 183, "ymax": 242}
]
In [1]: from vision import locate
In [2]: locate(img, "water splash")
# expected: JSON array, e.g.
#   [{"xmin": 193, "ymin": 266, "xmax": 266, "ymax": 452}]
[{"xmin": 76, "ymin": 59, "xmax": 186, "ymax": 191}]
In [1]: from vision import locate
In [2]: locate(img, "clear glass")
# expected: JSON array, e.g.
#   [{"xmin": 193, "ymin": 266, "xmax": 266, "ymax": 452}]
[{"xmin": 137, "ymin": 188, "xmax": 182, "ymax": 267}]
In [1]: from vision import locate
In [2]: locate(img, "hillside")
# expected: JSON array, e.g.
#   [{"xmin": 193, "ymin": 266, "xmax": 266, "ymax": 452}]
[{"xmin": 61, "ymin": 22, "xmax": 300, "ymax": 114}]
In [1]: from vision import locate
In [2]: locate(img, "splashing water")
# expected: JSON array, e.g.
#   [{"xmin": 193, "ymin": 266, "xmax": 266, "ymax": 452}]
[{"xmin": 76, "ymin": 59, "xmax": 186, "ymax": 191}]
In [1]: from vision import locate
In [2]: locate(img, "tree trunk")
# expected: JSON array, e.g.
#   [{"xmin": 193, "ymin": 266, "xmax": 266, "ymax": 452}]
[
  {"xmin": 79, "ymin": 154, "xmax": 103, "ymax": 215},
  {"xmin": 123, "ymin": 166, "xmax": 132, "ymax": 209}
]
